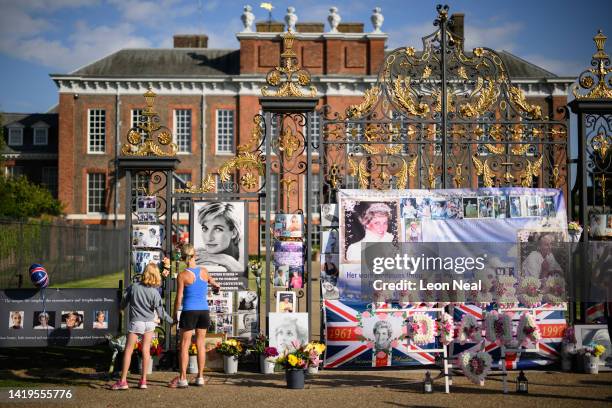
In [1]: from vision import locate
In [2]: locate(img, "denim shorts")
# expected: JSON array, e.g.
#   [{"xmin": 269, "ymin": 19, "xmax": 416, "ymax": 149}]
[{"xmin": 128, "ymin": 321, "xmax": 156, "ymax": 334}]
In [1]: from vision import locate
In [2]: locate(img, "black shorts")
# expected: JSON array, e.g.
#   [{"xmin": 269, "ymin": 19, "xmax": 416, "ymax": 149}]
[{"xmin": 179, "ymin": 310, "xmax": 210, "ymax": 330}]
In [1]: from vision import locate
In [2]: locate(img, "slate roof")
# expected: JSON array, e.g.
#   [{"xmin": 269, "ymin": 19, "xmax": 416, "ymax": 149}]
[
  {"xmin": 1, "ymin": 113, "xmax": 58, "ymax": 155},
  {"xmin": 59, "ymin": 46, "xmax": 559, "ymax": 80},
  {"xmin": 69, "ymin": 48, "xmax": 240, "ymax": 77}
]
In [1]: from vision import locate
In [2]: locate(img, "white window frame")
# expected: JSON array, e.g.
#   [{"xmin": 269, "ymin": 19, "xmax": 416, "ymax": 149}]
[
  {"xmin": 33, "ymin": 126, "xmax": 48, "ymax": 146},
  {"xmin": 309, "ymin": 111, "xmax": 320, "ymax": 156},
  {"xmin": 87, "ymin": 109, "xmax": 106, "ymax": 154},
  {"xmin": 87, "ymin": 172, "xmax": 106, "ymax": 214},
  {"xmin": 131, "ymin": 109, "xmax": 146, "ymax": 139},
  {"xmin": 174, "ymin": 109, "xmax": 192, "ymax": 154},
  {"xmin": 216, "ymin": 109, "xmax": 235, "ymax": 154},
  {"xmin": 8, "ymin": 126, "xmax": 23, "ymax": 146}
]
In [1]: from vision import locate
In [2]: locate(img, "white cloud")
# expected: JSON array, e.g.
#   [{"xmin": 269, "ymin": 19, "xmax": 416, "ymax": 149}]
[
  {"xmin": 0, "ymin": 20, "xmax": 151, "ymax": 72},
  {"xmin": 107, "ymin": 0, "xmax": 194, "ymax": 25},
  {"xmin": 519, "ymin": 54, "xmax": 584, "ymax": 78},
  {"xmin": 463, "ymin": 22, "xmax": 522, "ymax": 52}
]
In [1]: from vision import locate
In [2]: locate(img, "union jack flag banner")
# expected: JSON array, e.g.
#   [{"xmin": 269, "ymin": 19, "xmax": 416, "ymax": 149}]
[
  {"xmin": 324, "ymin": 300, "xmax": 443, "ymax": 368},
  {"xmin": 450, "ymin": 303, "xmax": 567, "ymax": 369}
]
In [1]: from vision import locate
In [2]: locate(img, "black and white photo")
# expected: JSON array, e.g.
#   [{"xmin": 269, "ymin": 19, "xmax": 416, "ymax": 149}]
[
  {"xmin": 192, "ymin": 201, "xmax": 247, "ymax": 274},
  {"xmin": 132, "ymin": 224, "xmax": 163, "ymax": 248},
  {"xmin": 236, "ymin": 313, "xmax": 258, "ymax": 339},
  {"xmin": 321, "ymin": 204, "xmax": 339, "ymax": 227},
  {"xmin": 132, "ymin": 250, "xmax": 161, "ymax": 275},
  {"xmin": 269, "ymin": 312, "xmax": 308, "ymax": 353},
  {"xmin": 137, "ymin": 196, "xmax": 156, "ymax": 213},
  {"xmin": 237, "ymin": 291, "xmax": 258, "ymax": 312}
]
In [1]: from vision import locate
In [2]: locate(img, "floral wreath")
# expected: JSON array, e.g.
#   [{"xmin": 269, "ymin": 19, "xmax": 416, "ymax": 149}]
[
  {"xmin": 437, "ymin": 312, "xmax": 454, "ymax": 345},
  {"xmin": 542, "ymin": 275, "xmax": 566, "ymax": 305},
  {"xmin": 494, "ymin": 275, "xmax": 518, "ymax": 308},
  {"xmin": 516, "ymin": 312, "xmax": 541, "ymax": 347},
  {"xmin": 518, "ymin": 276, "xmax": 543, "ymax": 308},
  {"xmin": 484, "ymin": 311, "xmax": 512, "ymax": 346},
  {"xmin": 354, "ymin": 310, "xmax": 407, "ymax": 354},
  {"xmin": 405, "ymin": 313, "xmax": 436, "ymax": 345},
  {"xmin": 458, "ymin": 314, "xmax": 482, "ymax": 345},
  {"xmin": 460, "ymin": 351, "xmax": 492, "ymax": 385}
]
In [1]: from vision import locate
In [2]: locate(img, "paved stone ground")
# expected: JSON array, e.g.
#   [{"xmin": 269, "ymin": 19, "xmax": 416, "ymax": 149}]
[{"xmin": 6, "ymin": 369, "xmax": 611, "ymax": 408}]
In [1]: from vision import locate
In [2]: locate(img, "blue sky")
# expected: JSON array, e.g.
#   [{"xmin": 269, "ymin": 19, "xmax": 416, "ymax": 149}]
[{"xmin": 0, "ymin": 0, "xmax": 610, "ymax": 113}]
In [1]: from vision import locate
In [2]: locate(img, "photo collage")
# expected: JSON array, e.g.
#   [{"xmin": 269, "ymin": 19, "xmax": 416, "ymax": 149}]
[
  {"xmin": 132, "ymin": 196, "xmax": 164, "ymax": 278},
  {"xmin": 272, "ymin": 213, "xmax": 305, "ymax": 290},
  {"xmin": 7, "ymin": 309, "xmax": 109, "ymax": 331},
  {"xmin": 203, "ymin": 290, "xmax": 259, "ymax": 339}
]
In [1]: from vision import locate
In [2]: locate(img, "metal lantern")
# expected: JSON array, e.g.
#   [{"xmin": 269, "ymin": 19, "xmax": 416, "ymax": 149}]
[
  {"xmin": 423, "ymin": 370, "xmax": 434, "ymax": 393},
  {"xmin": 516, "ymin": 370, "xmax": 528, "ymax": 394}
]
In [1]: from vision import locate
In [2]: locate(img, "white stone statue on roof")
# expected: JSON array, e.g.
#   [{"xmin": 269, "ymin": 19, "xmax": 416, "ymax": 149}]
[
  {"xmin": 241, "ymin": 5, "xmax": 255, "ymax": 32},
  {"xmin": 328, "ymin": 7, "xmax": 341, "ymax": 33},
  {"xmin": 285, "ymin": 6, "xmax": 297, "ymax": 32},
  {"xmin": 371, "ymin": 7, "xmax": 384, "ymax": 33}
]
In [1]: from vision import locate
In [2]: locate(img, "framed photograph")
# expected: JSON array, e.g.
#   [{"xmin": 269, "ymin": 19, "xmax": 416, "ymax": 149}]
[
  {"xmin": 321, "ymin": 279, "xmax": 340, "ymax": 300},
  {"xmin": 235, "ymin": 313, "xmax": 258, "ymax": 339},
  {"xmin": 274, "ymin": 214, "xmax": 303, "ymax": 238},
  {"xmin": 518, "ymin": 230, "xmax": 567, "ymax": 279},
  {"xmin": 8, "ymin": 311, "xmax": 23, "ymax": 329},
  {"xmin": 33, "ymin": 311, "xmax": 55, "ymax": 330},
  {"xmin": 132, "ymin": 224, "xmax": 163, "ymax": 248},
  {"xmin": 494, "ymin": 196, "xmax": 508, "ymax": 219},
  {"xmin": 207, "ymin": 291, "xmax": 233, "ymax": 314},
  {"xmin": 430, "ymin": 198, "xmax": 447, "ymax": 220},
  {"xmin": 273, "ymin": 241, "xmax": 303, "ymax": 265},
  {"xmin": 321, "ymin": 204, "xmax": 339, "ymax": 227},
  {"xmin": 137, "ymin": 213, "xmax": 157, "ymax": 223},
  {"xmin": 527, "ymin": 196, "xmax": 540, "ymax": 217},
  {"xmin": 92, "ymin": 310, "xmax": 108, "ymax": 329},
  {"xmin": 132, "ymin": 250, "xmax": 161, "ymax": 275},
  {"xmin": 276, "ymin": 291, "xmax": 296, "ymax": 313},
  {"xmin": 478, "ymin": 196, "xmax": 494, "ymax": 218},
  {"xmin": 287, "ymin": 266, "xmax": 304, "ymax": 289},
  {"xmin": 462, "ymin": 197, "xmax": 478, "ymax": 218},
  {"xmin": 61, "ymin": 311, "xmax": 84, "ymax": 330},
  {"xmin": 404, "ymin": 219, "xmax": 422, "ymax": 242},
  {"xmin": 400, "ymin": 198, "xmax": 419, "ymax": 219},
  {"xmin": 320, "ymin": 253, "xmax": 339, "ymax": 285},
  {"xmin": 540, "ymin": 196, "xmax": 556, "ymax": 218},
  {"xmin": 273, "ymin": 264, "xmax": 289, "ymax": 288},
  {"xmin": 237, "ymin": 291, "xmax": 258, "ymax": 312},
  {"xmin": 137, "ymin": 196, "xmax": 156, "ymax": 213},
  {"xmin": 342, "ymin": 200, "xmax": 399, "ymax": 263},
  {"xmin": 446, "ymin": 197, "xmax": 463, "ymax": 219},
  {"xmin": 204, "ymin": 333, "xmax": 226, "ymax": 371},
  {"xmin": 192, "ymin": 201, "xmax": 247, "ymax": 274},
  {"xmin": 509, "ymin": 196, "xmax": 522, "ymax": 218},
  {"xmin": 575, "ymin": 324, "xmax": 612, "ymax": 370},
  {"xmin": 269, "ymin": 312, "xmax": 308, "ymax": 353},
  {"xmin": 321, "ymin": 230, "xmax": 339, "ymax": 254}
]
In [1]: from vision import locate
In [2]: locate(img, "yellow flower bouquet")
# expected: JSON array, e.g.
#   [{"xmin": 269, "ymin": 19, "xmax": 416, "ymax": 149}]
[{"xmin": 216, "ymin": 338, "xmax": 244, "ymax": 357}]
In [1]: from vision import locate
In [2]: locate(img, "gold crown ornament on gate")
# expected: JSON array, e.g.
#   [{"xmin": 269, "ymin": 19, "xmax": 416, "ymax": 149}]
[{"xmin": 121, "ymin": 89, "xmax": 178, "ymax": 157}]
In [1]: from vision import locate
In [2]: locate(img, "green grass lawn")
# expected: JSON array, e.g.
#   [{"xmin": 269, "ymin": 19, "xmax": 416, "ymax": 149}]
[{"xmin": 50, "ymin": 271, "xmax": 124, "ymax": 289}]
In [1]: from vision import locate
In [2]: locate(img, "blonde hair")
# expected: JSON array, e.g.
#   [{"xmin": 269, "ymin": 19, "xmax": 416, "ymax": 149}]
[
  {"xmin": 181, "ymin": 243, "xmax": 195, "ymax": 262},
  {"xmin": 142, "ymin": 262, "xmax": 162, "ymax": 287}
]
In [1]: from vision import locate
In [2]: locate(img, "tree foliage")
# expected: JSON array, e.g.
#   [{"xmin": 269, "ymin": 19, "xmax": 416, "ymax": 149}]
[{"xmin": 0, "ymin": 176, "xmax": 63, "ymax": 218}]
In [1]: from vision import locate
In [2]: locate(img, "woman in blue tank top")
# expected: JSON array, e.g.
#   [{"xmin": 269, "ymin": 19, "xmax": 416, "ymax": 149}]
[{"xmin": 169, "ymin": 243, "xmax": 220, "ymax": 388}]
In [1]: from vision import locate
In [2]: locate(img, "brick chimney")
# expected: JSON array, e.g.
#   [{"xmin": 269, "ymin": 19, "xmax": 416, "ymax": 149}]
[
  {"xmin": 173, "ymin": 34, "xmax": 208, "ymax": 48},
  {"xmin": 449, "ymin": 13, "xmax": 464, "ymax": 48}
]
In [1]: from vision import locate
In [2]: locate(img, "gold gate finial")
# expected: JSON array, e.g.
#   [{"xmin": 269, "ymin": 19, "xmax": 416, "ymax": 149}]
[
  {"xmin": 121, "ymin": 89, "xmax": 178, "ymax": 157},
  {"xmin": 261, "ymin": 30, "xmax": 317, "ymax": 97},
  {"xmin": 573, "ymin": 30, "xmax": 612, "ymax": 99}
]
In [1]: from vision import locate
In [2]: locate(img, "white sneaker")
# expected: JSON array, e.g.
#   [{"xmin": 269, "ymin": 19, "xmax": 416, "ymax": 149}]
[{"xmin": 194, "ymin": 377, "xmax": 205, "ymax": 386}]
